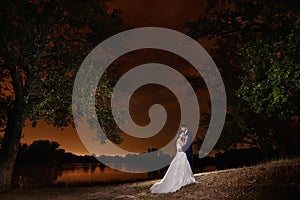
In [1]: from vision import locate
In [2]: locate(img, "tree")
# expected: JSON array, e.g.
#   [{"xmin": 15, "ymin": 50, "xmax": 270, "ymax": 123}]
[
  {"xmin": 186, "ymin": 0, "xmax": 299, "ymax": 155},
  {"xmin": 13, "ymin": 140, "xmax": 65, "ymax": 188},
  {"xmin": 236, "ymin": 17, "xmax": 300, "ymax": 155},
  {"xmin": 0, "ymin": 0, "xmax": 123, "ymax": 190},
  {"xmin": 16, "ymin": 140, "xmax": 64, "ymax": 164}
]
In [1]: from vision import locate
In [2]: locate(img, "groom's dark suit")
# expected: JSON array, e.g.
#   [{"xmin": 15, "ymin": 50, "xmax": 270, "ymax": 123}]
[{"xmin": 182, "ymin": 130, "xmax": 194, "ymax": 173}]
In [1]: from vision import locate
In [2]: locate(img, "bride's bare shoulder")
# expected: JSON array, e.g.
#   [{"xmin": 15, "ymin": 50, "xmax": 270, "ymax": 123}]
[{"xmin": 176, "ymin": 138, "xmax": 183, "ymax": 145}]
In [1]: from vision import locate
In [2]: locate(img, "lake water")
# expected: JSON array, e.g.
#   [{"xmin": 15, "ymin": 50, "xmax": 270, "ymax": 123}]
[
  {"xmin": 13, "ymin": 162, "xmax": 165, "ymax": 189},
  {"xmin": 54, "ymin": 163, "xmax": 160, "ymax": 186}
]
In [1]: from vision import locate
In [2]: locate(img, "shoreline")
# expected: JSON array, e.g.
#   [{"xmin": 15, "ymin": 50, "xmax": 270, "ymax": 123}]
[{"xmin": 1, "ymin": 157, "xmax": 299, "ymax": 199}]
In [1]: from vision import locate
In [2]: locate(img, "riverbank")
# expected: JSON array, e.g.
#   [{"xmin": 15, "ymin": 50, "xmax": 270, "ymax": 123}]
[{"xmin": 1, "ymin": 157, "xmax": 299, "ymax": 200}]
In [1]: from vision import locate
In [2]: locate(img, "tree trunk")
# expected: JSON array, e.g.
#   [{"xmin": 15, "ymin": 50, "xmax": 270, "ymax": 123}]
[
  {"xmin": 0, "ymin": 65, "xmax": 25, "ymax": 191},
  {"xmin": 278, "ymin": 121, "xmax": 295, "ymax": 157},
  {"xmin": 0, "ymin": 109, "xmax": 24, "ymax": 191}
]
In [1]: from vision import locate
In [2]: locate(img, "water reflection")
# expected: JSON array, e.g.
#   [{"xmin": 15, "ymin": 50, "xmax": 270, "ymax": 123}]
[
  {"xmin": 54, "ymin": 163, "xmax": 153, "ymax": 186},
  {"xmin": 12, "ymin": 163, "xmax": 61, "ymax": 189},
  {"xmin": 13, "ymin": 162, "xmax": 161, "ymax": 189}
]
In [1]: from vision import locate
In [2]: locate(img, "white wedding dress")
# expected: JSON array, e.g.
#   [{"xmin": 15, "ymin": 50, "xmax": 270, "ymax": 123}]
[{"xmin": 150, "ymin": 142, "xmax": 196, "ymax": 194}]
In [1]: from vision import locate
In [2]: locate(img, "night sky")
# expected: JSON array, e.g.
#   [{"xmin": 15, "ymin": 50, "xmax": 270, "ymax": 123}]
[{"xmin": 22, "ymin": 0, "xmax": 214, "ymax": 156}]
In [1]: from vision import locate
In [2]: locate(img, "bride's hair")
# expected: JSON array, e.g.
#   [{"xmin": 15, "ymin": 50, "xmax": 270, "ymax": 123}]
[{"xmin": 175, "ymin": 131, "xmax": 184, "ymax": 142}]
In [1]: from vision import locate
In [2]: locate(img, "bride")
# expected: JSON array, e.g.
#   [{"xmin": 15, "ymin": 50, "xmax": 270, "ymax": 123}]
[{"xmin": 150, "ymin": 131, "xmax": 196, "ymax": 194}]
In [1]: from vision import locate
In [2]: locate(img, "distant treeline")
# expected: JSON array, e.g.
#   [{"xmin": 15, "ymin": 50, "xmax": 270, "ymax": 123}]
[
  {"xmin": 16, "ymin": 140, "xmax": 98, "ymax": 165},
  {"xmin": 13, "ymin": 140, "xmax": 99, "ymax": 189},
  {"xmin": 17, "ymin": 140, "xmax": 275, "ymax": 170},
  {"xmin": 194, "ymin": 147, "xmax": 265, "ymax": 172}
]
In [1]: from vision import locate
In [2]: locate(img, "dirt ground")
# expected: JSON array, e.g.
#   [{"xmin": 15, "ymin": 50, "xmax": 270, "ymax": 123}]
[{"xmin": 0, "ymin": 157, "xmax": 299, "ymax": 200}]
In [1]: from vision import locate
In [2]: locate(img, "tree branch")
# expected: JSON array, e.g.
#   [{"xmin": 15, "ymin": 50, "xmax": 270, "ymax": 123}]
[
  {"xmin": 9, "ymin": 65, "xmax": 23, "ymax": 103},
  {"xmin": 240, "ymin": 139, "xmax": 257, "ymax": 146},
  {"xmin": 244, "ymin": 134, "xmax": 257, "ymax": 142}
]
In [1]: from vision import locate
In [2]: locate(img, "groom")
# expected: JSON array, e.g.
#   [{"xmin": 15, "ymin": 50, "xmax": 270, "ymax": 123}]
[{"xmin": 180, "ymin": 123, "xmax": 194, "ymax": 173}]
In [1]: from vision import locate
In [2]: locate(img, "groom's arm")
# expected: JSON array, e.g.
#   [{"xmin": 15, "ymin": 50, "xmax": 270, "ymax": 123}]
[
  {"xmin": 182, "ymin": 134, "xmax": 189, "ymax": 151},
  {"xmin": 182, "ymin": 136, "xmax": 188, "ymax": 146},
  {"xmin": 187, "ymin": 131, "xmax": 193, "ymax": 147},
  {"xmin": 184, "ymin": 135, "xmax": 188, "ymax": 143}
]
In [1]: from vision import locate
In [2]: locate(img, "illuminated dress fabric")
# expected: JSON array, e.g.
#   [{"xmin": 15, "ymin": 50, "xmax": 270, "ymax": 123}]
[{"xmin": 150, "ymin": 142, "xmax": 195, "ymax": 193}]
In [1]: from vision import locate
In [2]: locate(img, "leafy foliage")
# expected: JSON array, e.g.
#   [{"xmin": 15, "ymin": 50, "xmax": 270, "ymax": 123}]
[
  {"xmin": 0, "ymin": 0, "xmax": 124, "ymax": 143},
  {"xmin": 238, "ymin": 19, "xmax": 300, "ymax": 120},
  {"xmin": 186, "ymin": 0, "xmax": 299, "ymax": 154}
]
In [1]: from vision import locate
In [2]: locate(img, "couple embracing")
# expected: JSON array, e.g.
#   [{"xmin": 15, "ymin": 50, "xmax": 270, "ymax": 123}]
[{"xmin": 150, "ymin": 123, "xmax": 196, "ymax": 194}]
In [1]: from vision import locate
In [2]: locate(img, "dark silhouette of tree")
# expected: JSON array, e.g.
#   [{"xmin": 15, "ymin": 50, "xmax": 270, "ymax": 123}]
[
  {"xmin": 186, "ymin": 0, "xmax": 299, "ymax": 157},
  {"xmin": 0, "ymin": 0, "xmax": 124, "ymax": 190},
  {"xmin": 16, "ymin": 140, "xmax": 65, "ymax": 164},
  {"xmin": 26, "ymin": 140, "xmax": 61, "ymax": 163},
  {"xmin": 62, "ymin": 153, "xmax": 98, "ymax": 163},
  {"xmin": 13, "ymin": 140, "xmax": 66, "ymax": 189}
]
